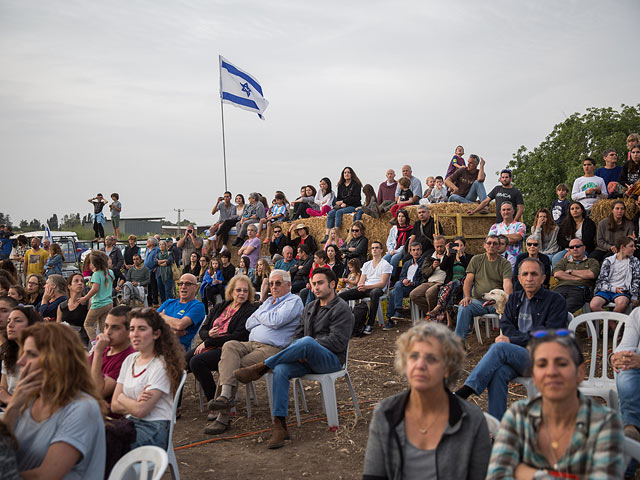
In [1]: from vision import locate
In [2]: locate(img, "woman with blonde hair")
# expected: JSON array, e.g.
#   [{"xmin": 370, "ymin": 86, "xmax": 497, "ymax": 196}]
[
  {"xmin": 363, "ymin": 322, "xmax": 491, "ymax": 479},
  {"xmin": 253, "ymin": 258, "xmax": 271, "ymax": 301},
  {"xmin": 80, "ymin": 250, "xmax": 114, "ymax": 341},
  {"xmin": 185, "ymin": 275, "xmax": 257, "ymax": 434},
  {"xmin": 111, "ymin": 307, "xmax": 186, "ymax": 449},
  {"xmin": 2, "ymin": 322, "xmax": 106, "ymax": 477}
]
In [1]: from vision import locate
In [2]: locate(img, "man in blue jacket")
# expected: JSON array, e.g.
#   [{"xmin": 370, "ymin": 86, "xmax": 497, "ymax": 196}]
[
  {"xmin": 454, "ymin": 257, "xmax": 567, "ymax": 419},
  {"xmin": 143, "ymin": 236, "xmax": 160, "ymax": 306},
  {"xmin": 384, "ymin": 242, "xmax": 423, "ymax": 330}
]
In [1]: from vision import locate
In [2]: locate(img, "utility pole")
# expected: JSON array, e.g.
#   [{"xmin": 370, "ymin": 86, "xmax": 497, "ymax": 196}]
[{"xmin": 174, "ymin": 208, "xmax": 184, "ymax": 238}]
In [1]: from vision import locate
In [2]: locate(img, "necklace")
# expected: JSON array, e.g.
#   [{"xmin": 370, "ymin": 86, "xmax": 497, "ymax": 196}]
[
  {"xmin": 542, "ymin": 415, "xmax": 574, "ymax": 471},
  {"xmin": 132, "ymin": 354, "xmax": 156, "ymax": 378},
  {"xmin": 412, "ymin": 410, "xmax": 441, "ymax": 435}
]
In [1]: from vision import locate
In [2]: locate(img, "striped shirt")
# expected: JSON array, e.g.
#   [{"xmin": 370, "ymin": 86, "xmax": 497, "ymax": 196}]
[{"xmin": 487, "ymin": 393, "xmax": 624, "ymax": 479}]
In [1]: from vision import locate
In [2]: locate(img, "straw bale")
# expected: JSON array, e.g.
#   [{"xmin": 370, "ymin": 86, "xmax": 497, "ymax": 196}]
[
  {"xmin": 589, "ymin": 198, "xmax": 637, "ymax": 225},
  {"xmin": 226, "ymin": 201, "xmax": 500, "ymax": 263}
]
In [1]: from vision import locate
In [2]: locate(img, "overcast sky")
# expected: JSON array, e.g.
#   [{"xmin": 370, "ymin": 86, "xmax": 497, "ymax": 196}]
[{"xmin": 1, "ymin": 0, "xmax": 638, "ymax": 227}]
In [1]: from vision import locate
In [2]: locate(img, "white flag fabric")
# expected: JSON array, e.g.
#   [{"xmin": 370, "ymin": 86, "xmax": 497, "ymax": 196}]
[
  {"xmin": 41, "ymin": 223, "xmax": 53, "ymax": 247},
  {"xmin": 219, "ymin": 56, "xmax": 269, "ymax": 119}
]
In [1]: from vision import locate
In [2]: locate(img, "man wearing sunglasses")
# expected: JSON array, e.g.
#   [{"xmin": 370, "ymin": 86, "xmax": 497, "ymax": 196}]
[
  {"xmin": 455, "ymin": 257, "xmax": 567, "ymax": 419},
  {"xmin": 157, "ymin": 273, "xmax": 206, "ymax": 350},
  {"xmin": 552, "ymin": 239, "xmax": 601, "ymax": 314},
  {"xmin": 208, "ymin": 270, "xmax": 303, "ymax": 433}
]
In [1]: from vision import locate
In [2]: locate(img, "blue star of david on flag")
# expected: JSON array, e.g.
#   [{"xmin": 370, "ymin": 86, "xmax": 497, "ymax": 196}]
[{"xmin": 219, "ymin": 56, "xmax": 269, "ymax": 119}]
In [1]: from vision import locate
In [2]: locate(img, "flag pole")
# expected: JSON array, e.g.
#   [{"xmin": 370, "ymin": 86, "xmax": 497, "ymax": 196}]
[
  {"xmin": 220, "ymin": 98, "xmax": 228, "ymax": 191},
  {"xmin": 218, "ymin": 55, "xmax": 228, "ymax": 191}
]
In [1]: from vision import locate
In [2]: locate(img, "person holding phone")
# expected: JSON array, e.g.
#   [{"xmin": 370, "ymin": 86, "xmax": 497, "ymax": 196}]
[{"xmin": 177, "ymin": 224, "xmax": 203, "ymax": 267}]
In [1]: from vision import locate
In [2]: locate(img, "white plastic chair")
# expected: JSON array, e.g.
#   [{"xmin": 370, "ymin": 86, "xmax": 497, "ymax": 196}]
[
  {"xmin": 624, "ymin": 436, "xmax": 640, "ymax": 465},
  {"xmin": 473, "ymin": 314, "xmax": 500, "ymax": 344},
  {"xmin": 108, "ymin": 446, "xmax": 168, "ymax": 480},
  {"xmin": 568, "ymin": 311, "xmax": 628, "ymax": 409},
  {"xmin": 483, "ymin": 412, "xmax": 501, "ymax": 438},
  {"xmin": 264, "ymin": 344, "xmax": 362, "ymax": 430},
  {"xmin": 168, "ymin": 371, "xmax": 187, "ymax": 480},
  {"xmin": 348, "ymin": 292, "xmax": 388, "ymax": 326},
  {"xmin": 512, "ymin": 312, "xmax": 575, "ymax": 400},
  {"xmin": 410, "ymin": 301, "xmax": 422, "ymax": 325}
]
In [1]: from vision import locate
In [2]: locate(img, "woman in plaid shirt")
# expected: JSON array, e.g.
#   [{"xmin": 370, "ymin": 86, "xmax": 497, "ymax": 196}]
[{"xmin": 487, "ymin": 329, "xmax": 624, "ymax": 479}]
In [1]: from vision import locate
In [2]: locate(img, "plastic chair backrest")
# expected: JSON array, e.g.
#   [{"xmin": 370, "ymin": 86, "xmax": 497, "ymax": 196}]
[
  {"xmin": 624, "ymin": 436, "xmax": 640, "ymax": 464},
  {"xmin": 107, "ymin": 446, "xmax": 168, "ymax": 480},
  {"xmin": 169, "ymin": 372, "xmax": 187, "ymax": 441},
  {"xmin": 568, "ymin": 312, "xmax": 628, "ymax": 382},
  {"xmin": 483, "ymin": 412, "xmax": 501, "ymax": 438}
]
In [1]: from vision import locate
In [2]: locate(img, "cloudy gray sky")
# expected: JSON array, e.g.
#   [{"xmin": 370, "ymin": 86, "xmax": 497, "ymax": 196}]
[{"xmin": 1, "ymin": 0, "xmax": 638, "ymax": 227}]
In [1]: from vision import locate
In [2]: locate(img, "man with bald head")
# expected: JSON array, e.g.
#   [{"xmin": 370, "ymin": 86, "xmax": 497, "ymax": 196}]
[
  {"xmin": 396, "ymin": 165, "xmax": 422, "ymax": 204},
  {"xmin": 377, "ymin": 169, "xmax": 398, "ymax": 213},
  {"xmin": 157, "ymin": 273, "xmax": 206, "ymax": 350}
]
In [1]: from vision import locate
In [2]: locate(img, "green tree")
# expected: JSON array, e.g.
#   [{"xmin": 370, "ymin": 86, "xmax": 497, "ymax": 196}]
[{"xmin": 508, "ymin": 104, "xmax": 640, "ymax": 225}]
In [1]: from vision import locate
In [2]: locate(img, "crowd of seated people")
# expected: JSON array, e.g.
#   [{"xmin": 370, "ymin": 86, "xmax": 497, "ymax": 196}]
[{"xmin": 2, "ymin": 136, "xmax": 640, "ymax": 477}]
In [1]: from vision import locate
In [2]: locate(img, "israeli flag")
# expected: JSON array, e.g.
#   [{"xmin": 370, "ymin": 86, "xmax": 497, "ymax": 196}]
[
  {"xmin": 41, "ymin": 223, "xmax": 53, "ymax": 247},
  {"xmin": 219, "ymin": 56, "xmax": 269, "ymax": 119}
]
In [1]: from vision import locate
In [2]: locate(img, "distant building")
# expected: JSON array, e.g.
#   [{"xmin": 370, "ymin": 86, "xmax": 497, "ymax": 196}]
[{"xmin": 83, "ymin": 217, "xmax": 164, "ymax": 237}]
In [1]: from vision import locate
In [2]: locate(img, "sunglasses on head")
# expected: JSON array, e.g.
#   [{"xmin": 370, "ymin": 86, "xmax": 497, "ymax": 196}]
[{"xmin": 532, "ymin": 328, "xmax": 572, "ymax": 339}]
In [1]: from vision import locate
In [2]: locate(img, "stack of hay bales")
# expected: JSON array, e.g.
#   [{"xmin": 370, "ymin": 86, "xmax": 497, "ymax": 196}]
[
  {"xmin": 589, "ymin": 197, "xmax": 637, "ymax": 224},
  {"xmin": 227, "ymin": 202, "xmax": 497, "ymax": 265}
]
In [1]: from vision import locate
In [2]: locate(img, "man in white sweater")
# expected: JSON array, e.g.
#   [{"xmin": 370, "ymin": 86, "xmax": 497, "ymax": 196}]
[{"xmin": 571, "ymin": 157, "xmax": 607, "ymax": 212}]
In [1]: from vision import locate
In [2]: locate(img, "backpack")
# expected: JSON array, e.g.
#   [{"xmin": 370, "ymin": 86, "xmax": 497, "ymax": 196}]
[{"xmin": 351, "ymin": 302, "xmax": 369, "ymax": 337}]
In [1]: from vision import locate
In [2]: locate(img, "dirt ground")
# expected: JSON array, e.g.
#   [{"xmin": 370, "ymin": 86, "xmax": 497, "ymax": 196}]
[{"xmin": 167, "ymin": 313, "xmax": 527, "ymax": 480}]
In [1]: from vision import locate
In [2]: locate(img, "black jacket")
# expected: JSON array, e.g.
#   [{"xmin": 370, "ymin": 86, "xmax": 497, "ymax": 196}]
[
  {"xmin": 409, "ymin": 218, "xmax": 442, "ymax": 252},
  {"xmin": 269, "ymin": 235, "xmax": 289, "ymax": 256},
  {"xmin": 439, "ymin": 251, "xmax": 473, "ymax": 283},
  {"xmin": 198, "ymin": 300, "xmax": 258, "ymax": 348},
  {"xmin": 293, "ymin": 294, "xmax": 353, "ymax": 365},
  {"xmin": 341, "ymin": 236, "xmax": 368, "ymax": 266},
  {"xmin": 335, "ymin": 181, "xmax": 362, "ymax": 207},
  {"xmin": 557, "ymin": 216, "xmax": 597, "ymax": 253},
  {"xmin": 291, "ymin": 256, "xmax": 314, "ymax": 283}
]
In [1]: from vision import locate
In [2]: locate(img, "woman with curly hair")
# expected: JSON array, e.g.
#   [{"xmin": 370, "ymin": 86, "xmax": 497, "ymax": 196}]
[
  {"xmin": 111, "ymin": 307, "xmax": 186, "ymax": 449},
  {"xmin": 2, "ymin": 322, "xmax": 106, "ymax": 477}
]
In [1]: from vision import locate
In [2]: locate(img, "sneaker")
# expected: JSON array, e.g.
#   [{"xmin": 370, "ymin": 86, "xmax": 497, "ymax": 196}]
[
  {"xmin": 363, "ymin": 325, "xmax": 373, "ymax": 335},
  {"xmin": 390, "ymin": 315, "xmax": 404, "ymax": 322},
  {"xmin": 382, "ymin": 320, "xmax": 396, "ymax": 331}
]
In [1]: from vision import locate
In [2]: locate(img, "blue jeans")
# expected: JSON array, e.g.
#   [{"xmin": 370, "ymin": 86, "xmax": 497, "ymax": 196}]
[
  {"xmin": 464, "ymin": 342, "xmax": 530, "ymax": 419},
  {"xmin": 265, "ymin": 336, "xmax": 342, "ymax": 417},
  {"xmin": 448, "ymin": 180, "xmax": 487, "ymax": 203},
  {"xmin": 551, "ymin": 249, "xmax": 568, "ymax": 267},
  {"xmin": 383, "ymin": 251, "xmax": 404, "ymax": 276},
  {"xmin": 130, "ymin": 418, "xmax": 170, "ymax": 449},
  {"xmin": 454, "ymin": 299, "xmax": 496, "ymax": 339},
  {"xmin": 326, "ymin": 206, "xmax": 357, "ymax": 229},
  {"xmin": 156, "ymin": 276, "xmax": 174, "ymax": 303},
  {"xmin": 387, "ymin": 281, "xmax": 414, "ymax": 318},
  {"xmin": 617, "ymin": 368, "xmax": 640, "ymax": 429}
]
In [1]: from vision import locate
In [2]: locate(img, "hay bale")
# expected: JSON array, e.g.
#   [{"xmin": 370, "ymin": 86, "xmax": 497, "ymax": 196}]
[
  {"xmin": 589, "ymin": 198, "xmax": 637, "ymax": 225},
  {"xmin": 227, "ymin": 201, "xmax": 499, "ymax": 263}
]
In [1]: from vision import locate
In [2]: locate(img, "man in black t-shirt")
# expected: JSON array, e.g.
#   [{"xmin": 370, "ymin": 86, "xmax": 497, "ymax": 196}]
[{"xmin": 468, "ymin": 169, "xmax": 524, "ymax": 222}]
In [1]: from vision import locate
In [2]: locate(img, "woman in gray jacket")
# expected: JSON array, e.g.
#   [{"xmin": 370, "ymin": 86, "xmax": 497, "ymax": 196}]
[{"xmin": 362, "ymin": 322, "xmax": 491, "ymax": 480}]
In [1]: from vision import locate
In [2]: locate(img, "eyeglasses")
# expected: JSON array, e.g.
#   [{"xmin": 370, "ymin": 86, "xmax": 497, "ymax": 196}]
[
  {"xmin": 177, "ymin": 282, "xmax": 197, "ymax": 287},
  {"xmin": 274, "ymin": 230, "xmax": 282, "ymax": 233},
  {"xmin": 234, "ymin": 288, "xmax": 249, "ymax": 293},
  {"xmin": 351, "ymin": 229, "xmax": 360, "ymax": 232},
  {"xmin": 568, "ymin": 244, "xmax": 584, "ymax": 249},
  {"xmin": 526, "ymin": 242, "xmax": 539, "ymax": 247},
  {"xmin": 269, "ymin": 280, "xmax": 284, "ymax": 287},
  {"xmin": 532, "ymin": 328, "xmax": 572, "ymax": 339}
]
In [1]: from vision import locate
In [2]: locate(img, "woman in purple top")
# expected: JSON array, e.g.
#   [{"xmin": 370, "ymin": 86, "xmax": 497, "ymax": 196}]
[{"xmin": 237, "ymin": 224, "xmax": 261, "ymax": 268}]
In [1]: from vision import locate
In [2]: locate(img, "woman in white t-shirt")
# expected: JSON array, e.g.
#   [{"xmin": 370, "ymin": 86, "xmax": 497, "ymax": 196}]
[
  {"xmin": 111, "ymin": 308, "xmax": 186, "ymax": 449},
  {"xmin": 590, "ymin": 236, "xmax": 640, "ymax": 314},
  {"xmin": 338, "ymin": 241, "xmax": 393, "ymax": 335}
]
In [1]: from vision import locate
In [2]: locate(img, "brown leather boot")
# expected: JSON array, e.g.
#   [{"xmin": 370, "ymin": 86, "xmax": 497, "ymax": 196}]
[
  {"xmin": 234, "ymin": 362, "xmax": 269, "ymax": 383},
  {"xmin": 267, "ymin": 416, "xmax": 290, "ymax": 449}
]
